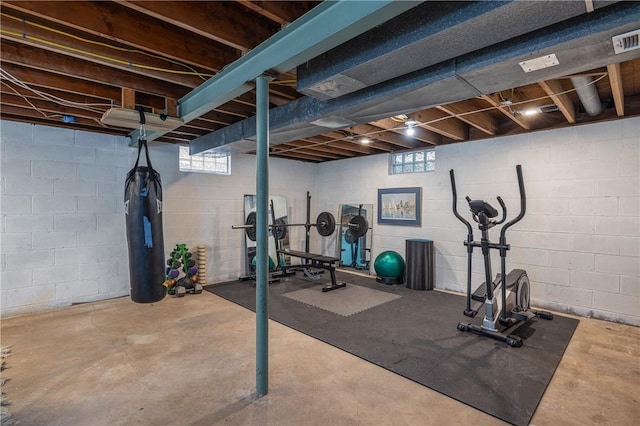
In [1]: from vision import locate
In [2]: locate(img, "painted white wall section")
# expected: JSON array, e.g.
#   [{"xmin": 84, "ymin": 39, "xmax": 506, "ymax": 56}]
[
  {"xmin": 1, "ymin": 120, "xmax": 316, "ymax": 317},
  {"xmin": 315, "ymin": 118, "xmax": 639, "ymax": 326},
  {"xmin": 1, "ymin": 118, "xmax": 637, "ymax": 325}
]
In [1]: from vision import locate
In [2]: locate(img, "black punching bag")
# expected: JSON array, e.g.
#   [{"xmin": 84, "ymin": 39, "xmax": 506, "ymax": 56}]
[{"xmin": 124, "ymin": 139, "xmax": 166, "ymax": 303}]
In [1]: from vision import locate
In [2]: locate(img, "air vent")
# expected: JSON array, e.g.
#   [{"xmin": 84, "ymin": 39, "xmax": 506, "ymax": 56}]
[{"xmin": 612, "ymin": 30, "xmax": 640, "ymax": 54}]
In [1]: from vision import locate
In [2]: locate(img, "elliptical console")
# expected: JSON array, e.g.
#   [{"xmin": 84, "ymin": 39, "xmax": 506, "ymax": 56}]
[{"xmin": 450, "ymin": 165, "xmax": 553, "ymax": 347}]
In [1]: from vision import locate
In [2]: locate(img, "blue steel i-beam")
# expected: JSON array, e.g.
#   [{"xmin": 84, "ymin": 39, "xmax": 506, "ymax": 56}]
[{"xmin": 255, "ymin": 75, "xmax": 269, "ymax": 397}]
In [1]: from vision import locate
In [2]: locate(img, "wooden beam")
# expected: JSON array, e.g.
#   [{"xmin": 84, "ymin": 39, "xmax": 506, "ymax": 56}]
[
  {"xmin": 0, "ymin": 62, "xmax": 165, "ymax": 109},
  {"xmin": 0, "ymin": 12, "xmax": 209, "ymax": 88},
  {"xmin": 2, "ymin": 1, "xmax": 239, "ymax": 71},
  {"xmin": 236, "ymin": 1, "xmax": 318, "ymax": 26},
  {"xmin": 367, "ymin": 118, "xmax": 440, "ymax": 145},
  {"xmin": 480, "ymin": 94, "xmax": 531, "ymax": 130},
  {"xmin": 437, "ymin": 101, "xmax": 498, "ymax": 135},
  {"xmin": 121, "ymin": 88, "xmax": 136, "ymax": 110},
  {"xmin": 117, "ymin": 1, "xmax": 280, "ymax": 52},
  {"xmin": 1, "ymin": 40, "xmax": 190, "ymax": 99},
  {"xmin": 350, "ymin": 123, "xmax": 423, "ymax": 149},
  {"xmin": 607, "ymin": 63, "xmax": 625, "ymax": 117},
  {"xmin": 410, "ymin": 109, "xmax": 467, "ymax": 141},
  {"xmin": 538, "ymin": 79, "xmax": 576, "ymax": 123}
]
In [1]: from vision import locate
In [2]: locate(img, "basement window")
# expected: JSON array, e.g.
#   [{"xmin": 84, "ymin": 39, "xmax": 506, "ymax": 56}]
[
  {"xmin": 179, "ymin": 146, "xmax": 231, "ymax": 175},
  {"xmin": 389, "ymin": 149, "xmax": 435, "ymax": 175}
]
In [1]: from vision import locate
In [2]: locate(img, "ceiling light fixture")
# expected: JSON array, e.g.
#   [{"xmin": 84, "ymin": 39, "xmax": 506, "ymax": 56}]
[
  {"xmin": 522, "ymin": 108, "xmax": 540, "ymax": 116},
  {"xmin": 405, "ymin": 119, "xmax": 417, "ymax": 136},
  {"xmin": 361, "ymin": 137, "xmax": 371, "ymax": 144}
]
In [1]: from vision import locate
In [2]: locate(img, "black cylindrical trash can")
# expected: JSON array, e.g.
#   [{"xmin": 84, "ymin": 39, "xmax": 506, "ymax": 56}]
[{"xmin": 405, "ymin": 239, "xmax": 434, "ymax": 290}]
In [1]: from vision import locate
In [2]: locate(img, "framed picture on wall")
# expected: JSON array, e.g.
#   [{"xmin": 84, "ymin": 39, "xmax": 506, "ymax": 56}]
[{"xmin": 377, "ymin": 187, "xmax": 422, "ymax": 226}]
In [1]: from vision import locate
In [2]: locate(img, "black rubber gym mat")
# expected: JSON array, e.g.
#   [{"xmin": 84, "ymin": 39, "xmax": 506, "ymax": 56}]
[{"xmin": 205, "ymin": 271, "xmax": 579, "ymax": 426}]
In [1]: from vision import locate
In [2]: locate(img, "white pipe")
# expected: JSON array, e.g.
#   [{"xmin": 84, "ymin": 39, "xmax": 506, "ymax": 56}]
[{"xmin": 570, "ymin": 76, "xmax": 603, "ymax": 116}]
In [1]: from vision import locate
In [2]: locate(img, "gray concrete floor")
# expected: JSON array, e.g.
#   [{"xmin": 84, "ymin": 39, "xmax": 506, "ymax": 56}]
[{"xmin": 1, "ymin": 287, "xmax": 639, "ymax": 426}]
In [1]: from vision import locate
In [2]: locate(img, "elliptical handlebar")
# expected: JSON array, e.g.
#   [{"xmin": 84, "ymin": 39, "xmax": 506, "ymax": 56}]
[
  {"xmin": 450, "ymin": 169, "xmax": 472, "ymax": 234},
  {"xmin": 500, "ymin": 165, "xmax": 526, "ymax": 241}
]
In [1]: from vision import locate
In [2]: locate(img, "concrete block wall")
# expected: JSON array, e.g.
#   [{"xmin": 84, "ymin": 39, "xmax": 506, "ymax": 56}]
[
  {"xmin": 316, "ymin": 117, "xmax": 639, "ymax": 326},
  {"xmin": 1, "ymin": 120, "xmax": 317, "ymax": 317}
]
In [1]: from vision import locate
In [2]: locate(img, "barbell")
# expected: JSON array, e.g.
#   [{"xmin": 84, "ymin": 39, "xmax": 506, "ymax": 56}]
[{"xmin": 233, "ymin": 211, "xmax": 369, "ymax": 242}]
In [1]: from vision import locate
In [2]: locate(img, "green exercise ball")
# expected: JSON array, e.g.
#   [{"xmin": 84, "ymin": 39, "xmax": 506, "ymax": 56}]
[
  {"xmin": 252, "ymin": 255, "xmax": 276, "ymax": 271},
  {"xmin": 374, "ymin": 250, "xmax": 405, "ymax": 278}
]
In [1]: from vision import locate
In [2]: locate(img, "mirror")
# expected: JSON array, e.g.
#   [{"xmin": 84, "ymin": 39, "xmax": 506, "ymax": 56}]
[
  {"xmin": 243, "ymin": 194, "xmax": 289, "ymax": 276},
  {"xmin": 337, "ymin": 203, "xmax": 373, "ymax": 273}
]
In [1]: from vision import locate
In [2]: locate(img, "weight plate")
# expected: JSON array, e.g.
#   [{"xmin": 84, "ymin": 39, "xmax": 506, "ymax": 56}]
[
  {"xmin": 348, "ymin": 215, "xmax": 368, "ymax": 238},
  {"xmin": 245, "ymin": 211, "xmax": 257, "ymax": 241},
  {"xmin": 273, "ymin": 218, "xmax": 288, "ymax": 241},
  {"xmin": 316, "ymin": 211, "xmax": 336, "ymax": 237},
  {"xmin": 344, "ymin": 228, "xmax": 358, "ymax": 245}
]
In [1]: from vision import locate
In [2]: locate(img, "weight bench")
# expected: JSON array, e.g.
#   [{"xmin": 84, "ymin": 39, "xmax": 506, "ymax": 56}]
[{"xmin": 278, "ymin": 249, "xmax": 346, "ymax": 292}]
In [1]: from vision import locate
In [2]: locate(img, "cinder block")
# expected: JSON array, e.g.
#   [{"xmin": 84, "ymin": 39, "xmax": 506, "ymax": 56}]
[
  {"xmin": 96, "ymin": 181, "xmax": 122, "ymax": 197},
  {"xmin": 595, "ymin": 254, "xmax": 640, "ymax": 276},
  {"xmin": 568, "ymin": 197, "xmax": 618, "ymax": 216},
  {"xmin": 516, "ymin": 231, "xmax": 571, "ymax": 251},
  {"xmin": 1, "ymin": 195, "xmax": 32, "ymax": 214},
  {"xmin": 34, "ymin": 265, "xmax": 79, "ymax": 285},
  {"xmin": 97, "ymin": 214, "xmax": 125, "ymax": 231},
  {"xmin": 54, "ymin": 246, "xmax": 98, "ymax": 265},
  {"xmin": 593, "ymin": 291, "xmax": 640, "ymax": 317},
  {"xmin": 33, "ymin": 125, "xmax": 74, "ymax": 146},
  {"xmin": 78, "ymin": 229, "xmax": 125, "ymax": 247},
  {"xmin": 571, "ymin": 270, "xmax": 620, "ymax": 293},
  {"xmin": 56, "ymin": 279, "xmax": 99, "ymax": 300},
  {"xmin": 595, "ymin": 216, "xmax": 640, "ymax": 237},
  {"xmin": 0, "ymin": 120, "xmax": 32, "ymax": 142},
  {"xmin": 54, "ymin": 180, "xmax": 96, "ymax": 196},
  {"xmin": 1, "ymin": 269, "xmax": 33, "ymax": 289},
  {"xmin": 77, "ymin": 164, "xmax": 117, "ymax": 182},
  {"xmin": 546, "ymin": 284, "xmax": 592, "ymax": 308},
  {"xmin": 620, "ymin": 153, "xmax": 639, "ymax": 177},
  {"xmin": 31, "ymin": 160, "xmax": 77, "ymax": 180},
  {"xmin": 1, "ymin": 232, "xmax": 32, "ymax": 252},
  {"xmin": 98, "ymin": 276, "xmax": 129, "ymax": 294},
  {"xmin": 4, "ymin": 176, "xmax": 53, "ymax": 196},
  {"xmin": 572, "ymin": 234, "xmax": 619, "ymax": 255},
  {"xmin": 78, "ymin": 196, "xmax": 119, "ymax": 214},
  {"xmin": 575, "ymin": 120, "xmax": 621, "ymax": 143},
  {"xmin": 54, "ymin": 214, "xmax": 97, "ymax": 232},
  {"xmin": 33, "ymin": 196, "xmax": 77, "ymax": 213},
  {"xmin": 75, "ymin": 130, "xmax": 116, "ymax": 149},
  {"xmin": 595, "ymin": 177, "xmax": 639, "ymax": 197},
  {"xmin": 1, "ymin": 158, "xmax": 31, "ymax": 177},
  {"xmin": 78, "ymin": 261, "xmax": 119, "ymax": 279},
  {"xmin": 97, "ymin": 245, "xmax": 128, "ymax": 262},
  {"xmin": 95, "ymin": 149, "xmax": 134, "ymax": 166},
  {"xmin": 618, "ymin": 197, "xmax": 639, "ymax": 217},
  {"xmin": 525, "ymin": 265, "xmax": 571, "ymax": 286},
  {"xmin": 620, "ymin": 275, "xmax": 639, "ymax": 297},
  {"xmin": 548, "ymin": 250, "xmax": 595, "ymax": 271},
  {"xmin": 620, "ymin": 237, "xmax": 639, "ymax": 257},
  {"xmin": 5, "ymin": 284, "xmax": 56, "ymax": 310},
  {"xmin": 5, "ymin": 250, "xmax": 55, "ymax": 271},
  {"xmin": 32, "ymin": 231, "xmax": 77, "ymax": 250},
  {"xmin": 5, "ymin": 214, "xmax": 53, "ymax": 233}
]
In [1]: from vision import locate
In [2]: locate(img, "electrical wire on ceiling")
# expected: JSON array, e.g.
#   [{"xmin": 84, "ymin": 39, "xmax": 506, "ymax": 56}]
[
  {"xmin": 1, "ymin": 67, "xmax": 114, "ymax": 113},
  {"xmin": 1, "ymin": 12, "xmax": 214, "ymax": 80}
]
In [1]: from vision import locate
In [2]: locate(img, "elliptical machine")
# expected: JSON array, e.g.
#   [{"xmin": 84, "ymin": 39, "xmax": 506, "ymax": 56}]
[{"xmin": 449, "ymin": 165, "xmax": 553, "ymax": 347}]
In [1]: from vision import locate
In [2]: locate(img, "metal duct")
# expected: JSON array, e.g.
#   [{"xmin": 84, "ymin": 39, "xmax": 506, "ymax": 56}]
[{"xmin": 570, "ymin": 76, "xmax": 603, "ymax": 116}]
